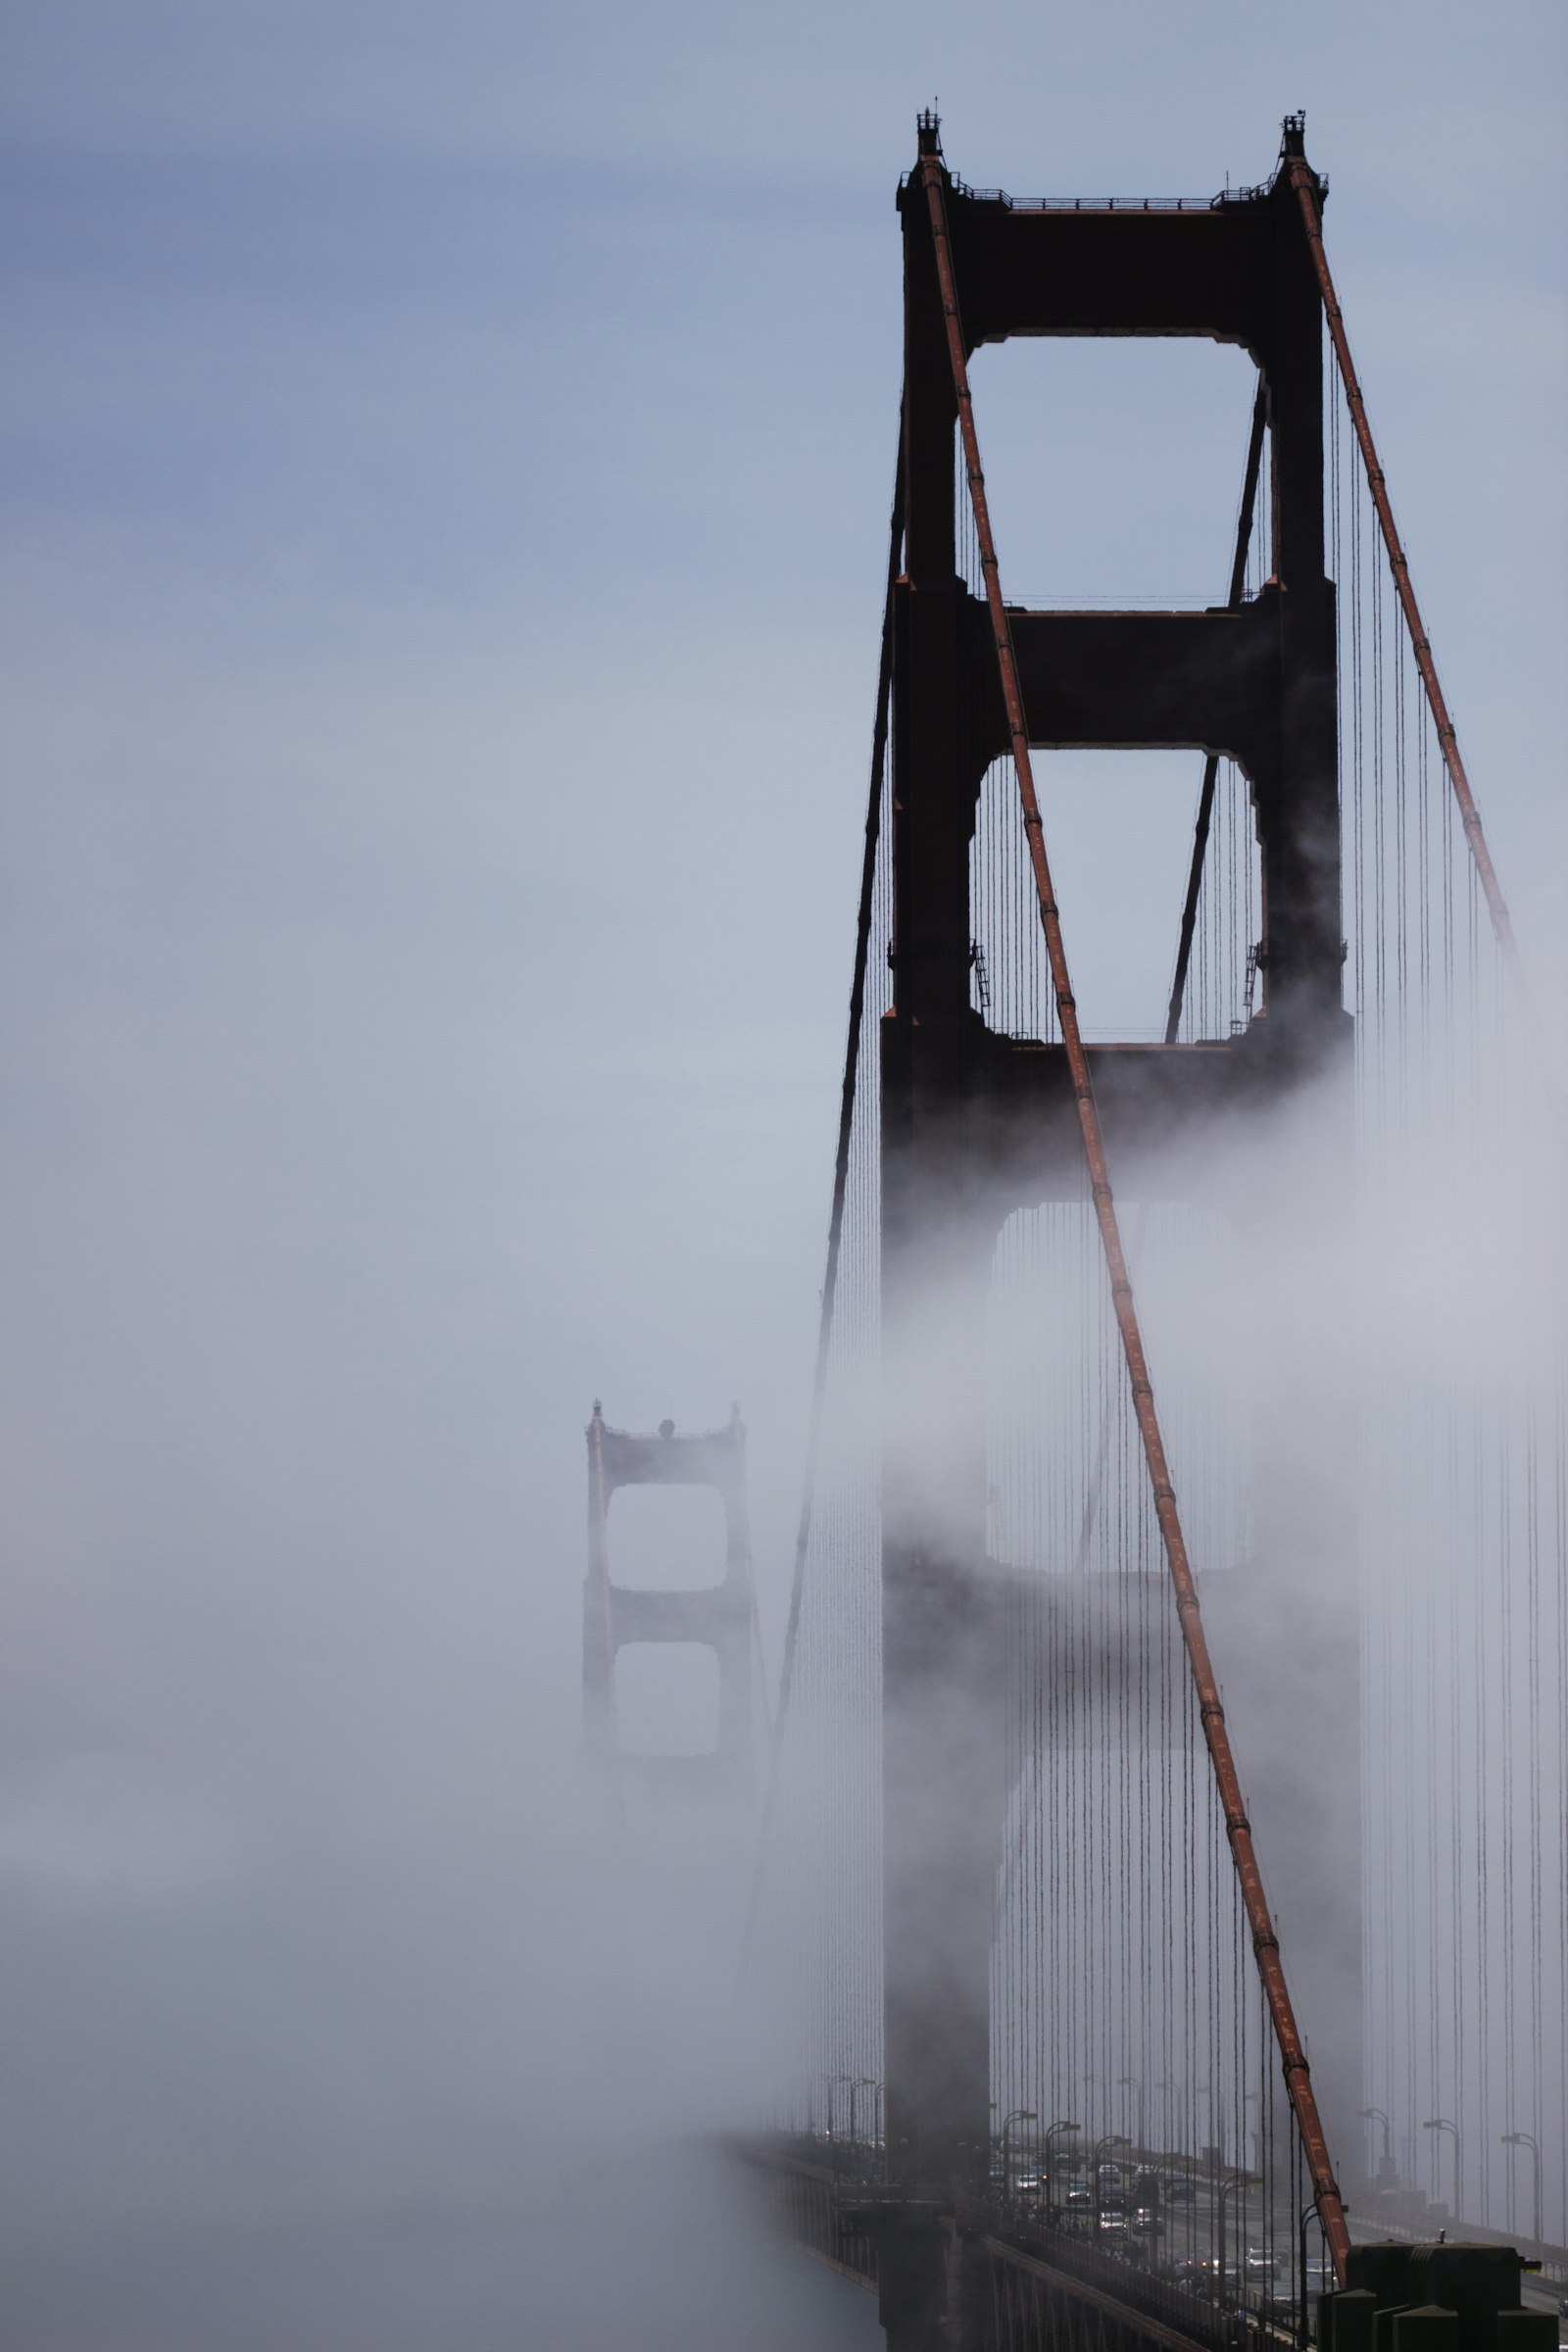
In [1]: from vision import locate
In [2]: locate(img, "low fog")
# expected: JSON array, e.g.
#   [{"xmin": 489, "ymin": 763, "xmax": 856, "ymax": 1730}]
[{"xmin": 3, "ymin": 3, "xmax": 1565, "ymax": 2346}]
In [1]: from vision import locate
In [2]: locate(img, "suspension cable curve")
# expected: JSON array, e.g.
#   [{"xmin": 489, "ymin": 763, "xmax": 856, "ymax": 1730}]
[
  {"xmin": 917, "ymin": 141, "xmax": 1351, "ymax": 2278},
  {"xmin": 1164, "ymin": 380, "xmax": 1268, "ymax": 1045},
  {"xmin": 734, "ymin": 431, "xmax": 904, "ymax": 1990}
]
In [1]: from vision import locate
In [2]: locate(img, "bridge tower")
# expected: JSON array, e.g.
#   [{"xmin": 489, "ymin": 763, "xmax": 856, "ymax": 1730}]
[
  {"xmin": 881, "ymin": 108, "xmax": 1359, "ymax": 2249},
  {"xmin": 583, "ymin": 1403, "xmax": 758, "ymax": 1806}
]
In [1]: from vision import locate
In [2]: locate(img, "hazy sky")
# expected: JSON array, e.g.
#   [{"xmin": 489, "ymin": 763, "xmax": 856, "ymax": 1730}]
[{"xmin": 2, "ymin": 4, "xmax": 1564, "ymax": 2344}]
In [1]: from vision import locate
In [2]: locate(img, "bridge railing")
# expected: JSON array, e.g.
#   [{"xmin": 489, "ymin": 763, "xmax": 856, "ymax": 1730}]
[{"xmin": 733, "ymin": 2132, "xmax": 1310, "ymax": 2352}]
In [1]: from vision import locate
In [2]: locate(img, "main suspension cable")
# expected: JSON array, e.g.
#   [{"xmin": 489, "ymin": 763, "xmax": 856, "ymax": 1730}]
[
  {"xmin": 917, "ymin": 142, "xmax": 1350, "ymax": 2278},
  {"xmin": 734, "ymin": 430, "xmax": 905, "ymax": 1991}
]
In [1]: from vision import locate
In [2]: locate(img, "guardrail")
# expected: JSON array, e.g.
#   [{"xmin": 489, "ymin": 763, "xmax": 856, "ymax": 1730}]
[{"xmin": 731, "ymin": 2133, "xmax": 1304, "ymax": 2352}]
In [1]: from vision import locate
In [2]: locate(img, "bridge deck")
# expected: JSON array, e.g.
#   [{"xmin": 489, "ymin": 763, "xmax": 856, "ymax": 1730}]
[{"xmin": 734, "ymin": 2136, "xmax": 1310, "ymax": 2352}]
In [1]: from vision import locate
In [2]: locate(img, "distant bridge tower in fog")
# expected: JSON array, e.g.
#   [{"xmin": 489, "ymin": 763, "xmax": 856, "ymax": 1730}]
[{"xmin": 583, "ymin": 1403, "xmax": 758, "ymax": 1808}]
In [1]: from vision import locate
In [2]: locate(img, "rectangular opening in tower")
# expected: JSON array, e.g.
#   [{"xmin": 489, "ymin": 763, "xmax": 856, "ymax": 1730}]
[
  {"xmin": 969, "ymin": 750, "xmax": 1261, "ymax": 1042},
  {"xmin": 966, "ymin": 339, "xmax": 1266, "ymax": 606}
]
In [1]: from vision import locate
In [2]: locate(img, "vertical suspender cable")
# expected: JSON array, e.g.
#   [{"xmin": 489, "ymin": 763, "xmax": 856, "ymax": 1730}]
[
  {"xmin": 1164, "ymin": 382, "xmax": 1268, "ymax": 1046},
  {"xmin": 916, "ymin": 144, "xmax": 1351, "ymax": 2277},
  {"xmin": 735, "ymin": 434, "xmax": 905, "ymax": 1992},
  {"xmin": 1298, "ymin": 147, "xmax": 1565, "ymax": 2208},
  {"xmin": 1287, "ymin": 158, "xmax": 1537, "ymax": 1029}
]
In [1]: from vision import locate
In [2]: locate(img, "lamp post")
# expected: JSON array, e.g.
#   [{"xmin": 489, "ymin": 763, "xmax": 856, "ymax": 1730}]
[
  {"xmin": 998, "ymin": 2108, "xmax": 1038, "ymax": 2206},
  {"xmin": 850, "ymin": 2078, "xmax": 879, "ymax": 2182},
  {"xmin": 1298, "ymin": 2199, "xmax": 1337, "ymax": 2350},
  {"xmin": 1157, "ymin": 2078, "xmax": 1181, "ymax": 2153},
  {"xmin": 835, "ymin": 2077, "xmax": 876, "ymax": 2177},
  {"xmin": 1119, "ymin": 2074, "xmax": 1148, "ymax": 2154},
  {"xmin": 1092, "ymin": 2132, "xmax": 1131, "ymax": 2231},
  {"xmin": 1500, "ymin": 2132, "xmax": 1542, "ymax": 2246},
  {"xmin": 826, "ymin": 2073, "xmax": 859, "ymax": 2183},
  {"xmin": 1043, "ymin": 2119, "xmax": 1081, "ymax": 2220},
  {"xmin": 1422, "ymin": 2120, "xmax": 1460, "ymax": 2223},
  {"xmin": 1357, "ymin": 2107, "xmax": 1395, "ymax": 2184},
  {"xmin": 1244, "ymin": 2087, "xmax": 1264, "ymax": 2175},
  {"xmin": 1215, "ymin": 2170, "xmax": 1251, "ymax": 2308}
]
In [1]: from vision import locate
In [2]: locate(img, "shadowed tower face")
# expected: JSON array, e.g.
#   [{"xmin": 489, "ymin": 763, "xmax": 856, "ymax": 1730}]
[{"xmin": 879, "ymin": 115, "xmax": 1359, "ymax": 2217}]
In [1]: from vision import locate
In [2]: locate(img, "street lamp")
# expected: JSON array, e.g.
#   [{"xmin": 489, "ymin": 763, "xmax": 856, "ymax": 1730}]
[
  {"xmin": 1092, "ymin": 2132, "xmax": 1131, "ymax": 2230},
  {"xmin": 843, "ymin": 2078, "xmax": 878, "ymax": 2180},
  {"xmin": 1118, "ymin": 2074, "xmax": 1148, "ymax": 2153},
  {"xmin": 1298, "ymin": 2200, "xmax": 1338, "ymax": 2350},
  {"xmin": 1500, "ymin": 2132, "xmax": 1542, "ymax": 2246},
  {"xmin": 1357, "ymin": 2107, "xmax": 1395, "ymax": 2183},
  {"xmin": 1215, "ymin": 2170, "xmax": 1253, "ymax": 2308},
  {"xmin": 999, "ymin": 2108, "xmax": 1038, "ymax": 2204},
  {"xmin": 1042, "ymin": 2119, "xmax": 1081, "ymax": 2219},
  {"xmin": 826, "ymin": 2073, "xmax": 863, "ymax": 2182},
  {"xmin": 1244, "ymin": 2087, "xmax": 1264, "ymax": 2175},
  {"xmin": 1422, "ymin": 2120, "xmax": 1460, "ymax": 2222}
]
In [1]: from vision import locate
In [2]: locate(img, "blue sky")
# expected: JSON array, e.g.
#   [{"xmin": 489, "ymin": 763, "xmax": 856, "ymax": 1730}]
[{"xmin": 1, "ymin": 4, "xmax": 1563, "ymax": 2342}]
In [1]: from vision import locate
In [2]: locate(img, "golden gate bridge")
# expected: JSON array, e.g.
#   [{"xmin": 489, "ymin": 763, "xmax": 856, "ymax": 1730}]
[{"xmin": 586, "ymin": 113, "xmax": 1566, "ymax": 2352}]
